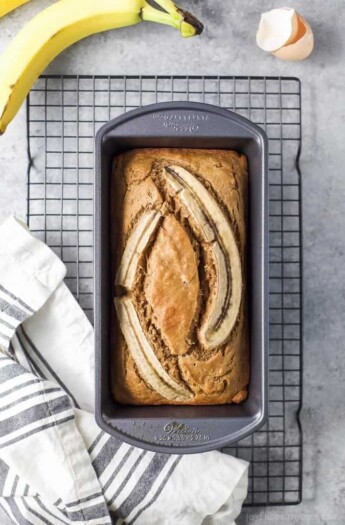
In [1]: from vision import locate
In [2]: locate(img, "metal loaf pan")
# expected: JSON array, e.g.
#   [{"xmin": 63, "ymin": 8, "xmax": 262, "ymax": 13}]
[{"xmin": 95, "ymin": 102, "xmax": 268, "ymax": 454}]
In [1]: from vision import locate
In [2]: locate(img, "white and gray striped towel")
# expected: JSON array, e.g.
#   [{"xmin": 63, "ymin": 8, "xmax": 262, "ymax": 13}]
[{"xmin": 0, "ymin": 216, "xmax": 248, "ymax": 525}]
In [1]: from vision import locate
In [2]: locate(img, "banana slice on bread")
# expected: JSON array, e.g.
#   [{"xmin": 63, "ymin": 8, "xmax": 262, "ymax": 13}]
[
  {"xmin": 115, "ymin": 209, "xmax": 192, "ymax": 402},
  {"xmin": 164, "ymin": 165, "xmax": 242, "ymax": 350},
  {"xmin": 115, "ymin": 297, "xmax": 192, "ymax": 401},
  {"xmin": 116, "ymin": 209, "xmax": 162, "ymax": 289}
]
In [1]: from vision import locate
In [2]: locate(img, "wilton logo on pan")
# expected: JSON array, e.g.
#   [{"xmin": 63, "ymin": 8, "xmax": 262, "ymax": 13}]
[
  {"xmin": 154, "ymin": 421, "xmax": 210, "ymax": 442},
  {"xmin": 152, "ymin": 112, "xmax": 209, "ymax": 133}
]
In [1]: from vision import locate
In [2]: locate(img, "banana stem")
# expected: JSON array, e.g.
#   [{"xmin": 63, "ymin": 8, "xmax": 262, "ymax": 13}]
[
  {"xmin": 142, "ymin": 5, "xmax": 180, "ymax": 28},
  {"xmin": 142, "ymin": 1, "xmax": 203, "ymax": 37},
  {"xmin": 148, "ymin": 0, "xmax": 180, "ymax": 15}
]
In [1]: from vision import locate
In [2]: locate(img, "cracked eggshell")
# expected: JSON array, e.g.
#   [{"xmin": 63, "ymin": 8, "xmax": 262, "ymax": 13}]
[
  {"xmin": 256, "ymin": 7, "xmax": 299, "ymax": 52},
  {"xmin": 273, "ymin": 14, "xmax": 314, "ymax": 61}
]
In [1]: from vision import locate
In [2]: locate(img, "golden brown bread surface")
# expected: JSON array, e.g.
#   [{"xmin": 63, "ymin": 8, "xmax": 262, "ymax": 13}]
[{"xmin": 111, "ymin": 148, "xmax": 249, "ymax": 405}]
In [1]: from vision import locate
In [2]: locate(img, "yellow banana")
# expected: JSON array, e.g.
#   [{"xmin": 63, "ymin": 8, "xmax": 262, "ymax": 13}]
[
  {"xmin": 0, "ymin": 0, "xmax": 203, "ymax": 134},
  {"xmin": 0, "ymin": 0, "xmax": 31, "ymax": 18}
]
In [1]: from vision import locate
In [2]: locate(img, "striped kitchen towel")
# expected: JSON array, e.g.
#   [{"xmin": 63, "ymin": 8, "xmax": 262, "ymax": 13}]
[{"xmin": 0, "ymin": 216, "xmax": 248, "ymax": 525}]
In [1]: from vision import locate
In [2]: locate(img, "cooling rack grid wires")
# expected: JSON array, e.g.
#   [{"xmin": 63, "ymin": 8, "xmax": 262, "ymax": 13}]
[{"xmin": 27, "ymin": 75, "xmax": 303, "ymax": 506}]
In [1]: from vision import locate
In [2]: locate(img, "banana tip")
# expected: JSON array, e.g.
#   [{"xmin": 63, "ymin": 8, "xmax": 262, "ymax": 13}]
[{"xmin": 179, "ymin": 8, "xmax": 204, "ymax": 37}]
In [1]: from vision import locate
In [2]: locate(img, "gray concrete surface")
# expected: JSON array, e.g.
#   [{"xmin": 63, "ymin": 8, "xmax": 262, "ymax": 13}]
[{"xmin": 1, "ymin": 1, "xmax": 345, "ymax": 524}]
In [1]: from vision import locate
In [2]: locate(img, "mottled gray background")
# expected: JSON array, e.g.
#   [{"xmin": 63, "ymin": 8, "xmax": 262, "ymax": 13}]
[{"xmin": 0, "ymin": 1, "xmax": 344, "ymax": 524}]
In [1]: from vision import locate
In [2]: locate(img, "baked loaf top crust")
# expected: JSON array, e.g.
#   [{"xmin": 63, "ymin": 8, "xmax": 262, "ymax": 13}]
[{"xmin": 111, "ymin": 148, "xmax": 249, "ymax": 405}]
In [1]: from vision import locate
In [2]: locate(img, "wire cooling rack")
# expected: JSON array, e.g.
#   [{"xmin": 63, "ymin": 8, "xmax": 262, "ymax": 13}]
[{"xmin": 26, "ymin": 75, "xmax": 303, "ymax": 507}]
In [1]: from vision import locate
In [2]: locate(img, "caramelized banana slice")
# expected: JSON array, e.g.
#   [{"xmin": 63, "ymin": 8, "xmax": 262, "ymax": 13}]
[
  {"xmin": 115, "ymin": 297, "xmax": 192, "ymax": 401},
  {"xmin": 165, "ymin": 165, "xmax": 242, "ymax": 350},
  {"xmin": 115, "ymin": 209, "xmax": 162, "ymax": 289},
  {"xmin": 115, "ymin": 208, "xmax": 192, "ymax": 401}
]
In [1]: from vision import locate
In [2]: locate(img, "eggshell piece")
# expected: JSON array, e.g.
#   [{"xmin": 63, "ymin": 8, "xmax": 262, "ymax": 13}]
[
  {"xmin": 273, "ymin": 14, "xmax": 314, "ymax": 61},
  {"xmin": 256, "ymin": 8, "xmax": 299, "ymax": 52}
]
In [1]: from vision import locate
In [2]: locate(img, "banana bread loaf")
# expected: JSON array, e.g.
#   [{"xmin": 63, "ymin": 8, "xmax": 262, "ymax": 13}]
[{"xmin": 111, "ymin": 148, "xmax": 249, "ymax": 405}]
